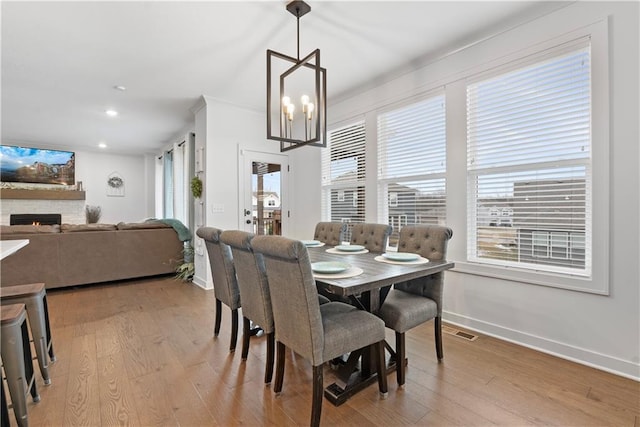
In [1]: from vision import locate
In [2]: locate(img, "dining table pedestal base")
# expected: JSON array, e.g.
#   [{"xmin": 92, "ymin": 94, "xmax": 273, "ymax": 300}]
[
  {"xmin": 324, "ymin": 348, "xmax": 400, "ymax": 406},
  {"xmin": 325, "ymin": 375, "xmax": 379, "ymax": 406},
  {"xmin": 308, "ymin": 245, "xmax": 454, "ymax": 406}
]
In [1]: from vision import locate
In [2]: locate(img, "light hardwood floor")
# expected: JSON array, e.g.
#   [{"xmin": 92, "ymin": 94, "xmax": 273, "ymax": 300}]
[{"xmin": 5, "ymin": 276, "xmax": 639, "ymax": 426}]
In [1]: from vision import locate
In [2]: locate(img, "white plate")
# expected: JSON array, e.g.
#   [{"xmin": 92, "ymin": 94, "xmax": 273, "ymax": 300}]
[
  {"xmin": 334, "ymin": 244, "xmax": 365, "ymax": 252},
  {"xmin": 311, "ymin": 261, "xmax": 351, "ymax": 274},
  {"xmin": 382, "ymin": 252, "xmax": 420, "ymax": 262},
  {"xmin": 302, "ymin": 240, "xmax": 322, "ymax": 247}
]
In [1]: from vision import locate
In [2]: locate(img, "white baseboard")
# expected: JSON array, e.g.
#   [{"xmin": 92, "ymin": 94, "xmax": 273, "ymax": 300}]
[
  {"xmin": 443, "ymin": 311, "xmax": 640, "ymax": 381},
  {"xmin": 191, "ymin": 275, "xmax": 212, "ymax": 290}
]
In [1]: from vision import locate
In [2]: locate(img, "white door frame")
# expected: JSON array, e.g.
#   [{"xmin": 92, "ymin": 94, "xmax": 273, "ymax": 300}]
[{"xmin": 238, "ymin": 148, "xmax": 289, "ymax": 235}]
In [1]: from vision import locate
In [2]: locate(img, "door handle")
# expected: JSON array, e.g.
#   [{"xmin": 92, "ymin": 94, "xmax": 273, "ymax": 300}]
[
  {"xmin": 246, "ymin": 220, "xmax": 252, "ymax": 224},
  {"xmin": 244, "ymin": 209, "xmax": 251, "ymax": 216}
]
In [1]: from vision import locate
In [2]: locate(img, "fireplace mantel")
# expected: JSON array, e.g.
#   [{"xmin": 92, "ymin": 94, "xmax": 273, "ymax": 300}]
[{"xmin": 0, "ymin": 188, "xmax": 86, "ymax": 200}]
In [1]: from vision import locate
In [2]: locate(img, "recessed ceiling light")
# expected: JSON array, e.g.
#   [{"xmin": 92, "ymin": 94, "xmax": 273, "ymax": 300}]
[
  {"xmin": 98, "ymin": 142, "xmax": 107, "ymax": 149},
  {"xmin": 113, "ymin": 85, "xmax": 126, "ymax": 91},
  {"xmin": 105, "ymin": 109, "xmax": 118, "ymax": 117}
]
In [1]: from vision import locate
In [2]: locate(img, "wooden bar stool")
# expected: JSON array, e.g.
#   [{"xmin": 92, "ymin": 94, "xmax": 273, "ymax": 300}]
[
  {"xmin": 1, "ymin": 303, "xmax": 40, "ymax": 427},
  {"xmin": 0, "ymin": 283, "xmax": 56, "ymax": 386}
]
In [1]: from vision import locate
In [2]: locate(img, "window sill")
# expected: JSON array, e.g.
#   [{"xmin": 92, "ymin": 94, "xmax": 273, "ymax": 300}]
[{"xmin": 450, "ymin": 261, "xmax": 608, "ymax": 295}]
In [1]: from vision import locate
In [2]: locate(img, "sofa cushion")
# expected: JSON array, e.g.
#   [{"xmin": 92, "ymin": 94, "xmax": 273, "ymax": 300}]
[
  {"xmin": 61, "ymin": 223, "xmax": 117, "ymax": 232},
  {"xmin": 116, "ymin": 222, "xmax": 171, "ymax": 230},
  {"xmin": 0, "ymin": 224, "xmax": 61, "ymax": 234}
]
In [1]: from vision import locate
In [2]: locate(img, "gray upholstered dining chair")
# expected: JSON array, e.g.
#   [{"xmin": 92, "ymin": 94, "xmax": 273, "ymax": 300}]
[
  {"xmin": 219, "ymin": 230, "xmax": 275, "ymax": 384},
  {"xmin": 196, "ymin": 227, "xmax": 241, "ymax": 353},
  {"xmin": 347, "ymin": 222, "xmax": 394, "ymax": 308},
  {"xmin": 251, "ymin": 235, "xmax": 388, "ymax": 427},
  {"xmin": 378, "ymin": 224, "xmax": 453, "ymax": 386},
  {"xmin": 313, "ymin": 221, "xmax": 347, "ymax": 246},
  {"xmin": 349, "ymin": 223, "xmax": 393, "ymax": 253}
]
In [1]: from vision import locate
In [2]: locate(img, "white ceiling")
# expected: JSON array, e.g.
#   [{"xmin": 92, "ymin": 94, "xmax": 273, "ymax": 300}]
[{"xmin": 1, "ymin": 1, "xmax": 567, "ymax": 155}]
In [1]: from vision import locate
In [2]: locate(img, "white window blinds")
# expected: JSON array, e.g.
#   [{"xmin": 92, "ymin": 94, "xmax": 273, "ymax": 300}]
[
  {"xmin": 322, "ymin": 121, "xmax": 366, "ymax": 239},
  {"xmin": 466, "ymin": 43, "xmax": 592, "ymax": 276},
  {"xmin": 377, "ymin": 95, "xmax": 446, "ymax": 246}
]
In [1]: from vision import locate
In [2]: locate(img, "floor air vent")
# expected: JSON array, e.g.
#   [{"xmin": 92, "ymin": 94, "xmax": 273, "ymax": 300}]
[{"xmin": 442, "ymin": 325, "xmax": 478, "ymax": 341}]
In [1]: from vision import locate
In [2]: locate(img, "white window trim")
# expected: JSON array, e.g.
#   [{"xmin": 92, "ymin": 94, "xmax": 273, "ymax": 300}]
[{"xmin": 453, "ymin": 19, "xmax": 609, "ymax": 295}]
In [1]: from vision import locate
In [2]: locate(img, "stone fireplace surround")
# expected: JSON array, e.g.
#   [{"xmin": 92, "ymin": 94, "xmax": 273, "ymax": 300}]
[
  {"xmin": 1, "ymin": 199, "xmax": 85, "ymax": 225},
  {"xmin": 0, "ymin": 188, "xmax": 86, "ymax": 225}
]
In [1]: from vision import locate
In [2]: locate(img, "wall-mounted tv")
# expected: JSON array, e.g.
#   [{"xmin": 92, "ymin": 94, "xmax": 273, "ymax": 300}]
[{"xmin": 0, "ymin": 145, "xmax": 75, "ymax": 185}]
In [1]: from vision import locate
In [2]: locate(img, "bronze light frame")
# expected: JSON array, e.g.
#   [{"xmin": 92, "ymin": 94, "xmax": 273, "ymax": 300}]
[{"xmin": 266, "ymin": 0, "xmax": 327, "ymax": 152}]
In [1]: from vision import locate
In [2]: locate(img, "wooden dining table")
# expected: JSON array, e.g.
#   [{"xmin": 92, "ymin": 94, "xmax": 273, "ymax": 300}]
[{"xmin": 307, "ymin": 244, "xmax": 455, "ymax": 406}]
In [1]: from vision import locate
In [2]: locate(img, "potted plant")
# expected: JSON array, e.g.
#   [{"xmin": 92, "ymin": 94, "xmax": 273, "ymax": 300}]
[
  {"xmin": 175, "ymin": 243, "xmax": 194, "ymax": 282},
  {"xmin": 85, "ymin": 205, "xmax": 102, "ymax": 223}
]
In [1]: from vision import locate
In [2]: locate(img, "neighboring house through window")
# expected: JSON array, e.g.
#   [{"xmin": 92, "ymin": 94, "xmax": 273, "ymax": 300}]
[
  {"xmin": 377, "ymin": 94, "xmax": 446, "ymax": 246},
  {"xmin": 466, "ymin": 41, "xmax": 592, "ymax": 276},
  {"xmin": 322, "ymin": 121, "xmax": 366, "ymax": 242}
]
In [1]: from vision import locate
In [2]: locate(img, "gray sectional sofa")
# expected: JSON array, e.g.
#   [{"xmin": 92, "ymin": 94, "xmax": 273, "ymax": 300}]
[{"xmin": 0, "ymin": 222, "xmax": 184, "ymax": 289}]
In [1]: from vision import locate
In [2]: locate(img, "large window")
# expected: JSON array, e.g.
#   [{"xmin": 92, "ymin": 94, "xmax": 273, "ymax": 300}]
[
  {"xmin": 377, "ymin": 95, "xmax": 446, "ymax": 245},
  {"xmin": 322, "ymin": 121, "xmax": 366, "ymax": 241},
  {"xmin": 466, "ymin": 42, "xmax": 592, "ymax": 276},
  {"xmin": 163, "ymin": 149, "xmax": 174, "ymax": 219},
  {"xmin": 157, "ymin": 134, "xmax": 194, "ymax": 228}
]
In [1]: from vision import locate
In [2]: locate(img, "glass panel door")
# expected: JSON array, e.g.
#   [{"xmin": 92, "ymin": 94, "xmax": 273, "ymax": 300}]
[
  {"xmin": 241, "ymin": 151, "xmax": 288, "ymax": 235},
  {"xmin": 252, "ymin": 161, "xmax": 282, "ymax": 235}
]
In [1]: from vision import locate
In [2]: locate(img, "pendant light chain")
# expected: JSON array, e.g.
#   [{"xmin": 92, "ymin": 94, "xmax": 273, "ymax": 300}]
[
  {"xmin": 296, "ymin": 8, "xmax": 301, "ymax": 62},
  {"xmin": 266, "ymin": 0, "xmax": 327, "ymax": 151}
]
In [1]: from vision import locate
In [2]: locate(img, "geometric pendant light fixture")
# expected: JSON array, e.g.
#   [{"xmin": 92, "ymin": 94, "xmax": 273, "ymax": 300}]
[{"xmin": 267, "ymin": 0, "xmax": 327, "ymax": 152}]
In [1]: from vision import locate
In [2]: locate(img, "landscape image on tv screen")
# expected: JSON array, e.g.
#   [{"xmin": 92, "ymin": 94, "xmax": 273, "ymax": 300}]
[{"xmin": 0, "ymin": 145, "xmax": 75, "ymax": 185}]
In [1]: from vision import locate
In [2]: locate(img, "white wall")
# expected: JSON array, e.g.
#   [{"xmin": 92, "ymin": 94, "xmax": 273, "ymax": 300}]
[
  {"xmin": 191, "ymin": 96, "xmax": 284, "ymax": 289},
  {"xmin": 291, "ymin": 1, "xmax": 639, "ymax": 378},
  {"xmin": 1, "ymin": 149, "xmax": 152, "ymax": 224},
  {"xmin": 75, "ymin": 150, "xmax": 150, "ymax": 223},
  {"xmin": 288, "ymin": 146, "xmax": 322, "ymax": 239}
]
